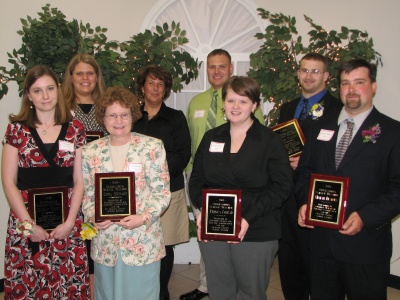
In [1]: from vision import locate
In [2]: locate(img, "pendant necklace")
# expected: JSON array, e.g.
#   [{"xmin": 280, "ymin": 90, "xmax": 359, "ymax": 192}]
[{"xmin": 40, "ymin": 123, "xmax": 54, "ymax": 135}]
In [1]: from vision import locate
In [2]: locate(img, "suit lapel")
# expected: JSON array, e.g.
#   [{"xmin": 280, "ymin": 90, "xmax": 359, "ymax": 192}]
[
  {"xmin": 323, "ymin": 120, "xmax": 340, "ymax": 171},
  {"xmin": 287, "ymin": 99, "xmax": 299, "ymax": 119},
  {"xmin": 337, "ymin": 108, "xmax": 380, "ymax": 169},
  {"xmin": 125, "ymin": 134, "xmax": 138, "ymax": 171},
  {"xmin": 101, "ymin": 136, "xmax": 115, "ymax": 172},
  {"xmin": 280, "ymin": 98, "xmax": 299, "ymax": 123}
]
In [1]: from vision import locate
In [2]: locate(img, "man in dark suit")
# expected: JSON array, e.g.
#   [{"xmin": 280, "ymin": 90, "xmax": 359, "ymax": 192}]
[
  {"xmin": 296, "ymin": 59, "xmax": 400, "ymax": 299},
  {"xmin": 278, "ymin": 53, "xmax": 342, "ymax": 300}
]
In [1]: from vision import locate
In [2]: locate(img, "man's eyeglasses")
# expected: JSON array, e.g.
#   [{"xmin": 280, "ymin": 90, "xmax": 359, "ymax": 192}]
[
  {"xmin": 105, "ymin": 113, "xmax": 131, "ymax": 120},
  {"xmin": 299, "ymin": 68, "xmax": 324, "ymax": 75}
]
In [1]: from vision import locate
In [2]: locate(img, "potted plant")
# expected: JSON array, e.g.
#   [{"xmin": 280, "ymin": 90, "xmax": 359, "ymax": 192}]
[
  {"xmin": 0, "ymin": 4, "xmax": 200, "ymax": 100},
  {"xmin": 248, "ymin": 8, "xmax": 382, "ymax": 126}
]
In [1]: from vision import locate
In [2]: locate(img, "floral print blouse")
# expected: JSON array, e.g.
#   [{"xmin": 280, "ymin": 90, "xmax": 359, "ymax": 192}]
[{"xmin": 81, "ymin": 132, "xmax": 171, "ymax": 266}]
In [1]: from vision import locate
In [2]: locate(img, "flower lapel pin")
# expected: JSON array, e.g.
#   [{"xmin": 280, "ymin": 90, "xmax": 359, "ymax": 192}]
[
  {"xmin": 361, "ymin": 123, "xmax": 381, "ymax": 143},
  {"xmin": 310, "ymin": 103, "xmax": 324, "ymax": 120}
]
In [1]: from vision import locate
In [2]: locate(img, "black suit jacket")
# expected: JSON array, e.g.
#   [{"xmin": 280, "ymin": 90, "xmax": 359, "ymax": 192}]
[
  {"xmin": 279, "ymin": 92, "xmax": 343, "ymax": 219},
  {"xmin": 279, "ymin": 91, "xmax": 343, "ymax": 138},
  {"xmin": 295, "ymin": 107, "xmax": 400, "ymax": 264},
  {"xmin": 190, "ymin": 118, "xmax": 293, "ymax": 242}
]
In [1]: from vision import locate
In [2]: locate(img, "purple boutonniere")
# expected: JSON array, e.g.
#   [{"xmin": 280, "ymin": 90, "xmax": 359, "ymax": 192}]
[{"xmin": 361, "ymin": 123, "xmax": 381, "ymax": 143}]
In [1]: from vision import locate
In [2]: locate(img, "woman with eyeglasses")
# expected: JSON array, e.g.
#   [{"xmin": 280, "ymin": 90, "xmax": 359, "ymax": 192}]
[
  {"xmin": 134, "ymin": 65, "xmax": 191, "ymax": 300},
  {"xmin": 81, "ymin": 86, "xmax": 171, "ymax": 299}
]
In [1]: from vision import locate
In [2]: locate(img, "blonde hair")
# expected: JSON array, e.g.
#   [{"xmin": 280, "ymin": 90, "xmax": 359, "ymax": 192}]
[{"xmin": 62, "ymin": 53, "xmax": 106, "ymax": 110}]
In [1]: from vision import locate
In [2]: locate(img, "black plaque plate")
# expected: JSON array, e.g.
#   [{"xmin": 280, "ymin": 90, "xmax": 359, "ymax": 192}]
[
  {"xmin": 95, "ymin": 172, "xmax": 136, "ymax": 222},
  {"xmin": 28, "ymin": 186, "xmax": 69, "ymax": 232},
  {"xmin": 272, "ymin": 118, "xmax": 306, "ymax": 157},
  {"xmin": 305, "ymin": 174, "xmax": 350, "ymax": 229},
  {"xmin": 201, "ymin": 189, "xmax": 242, "ymax": 241},
  {"xmin": 86, "ymin": 131, "xmax": 104, "ymax": 143}
]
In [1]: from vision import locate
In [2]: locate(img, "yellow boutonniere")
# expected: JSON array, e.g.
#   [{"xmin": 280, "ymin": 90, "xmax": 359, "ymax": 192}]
[{"xmin": 80, "ymin": 222, "xmax": 98, "ymax": 240}]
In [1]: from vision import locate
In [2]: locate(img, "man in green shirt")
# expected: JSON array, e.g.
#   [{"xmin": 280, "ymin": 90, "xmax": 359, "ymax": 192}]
[
  {"xmin": 180, "ymin": 49, "xmax": 265, "ymax": 300},
  {"xmin": 186, "ymin": 49, "xmax": 264, "ymax": 173}
]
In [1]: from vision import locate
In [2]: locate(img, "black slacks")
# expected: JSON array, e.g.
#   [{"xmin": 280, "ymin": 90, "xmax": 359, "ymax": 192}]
[
  {"xmin": 278, "ymin": 199, "xmax": 310, "ymax": 300},
  {"xmin": 309, "ymin": 250, "xmax": 389, "ymax": 300}
]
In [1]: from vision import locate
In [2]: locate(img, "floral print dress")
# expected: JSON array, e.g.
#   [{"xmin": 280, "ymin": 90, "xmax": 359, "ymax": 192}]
[{"xmin": 2, "ymin": 120, "xmax": 90, "ymax": 300}]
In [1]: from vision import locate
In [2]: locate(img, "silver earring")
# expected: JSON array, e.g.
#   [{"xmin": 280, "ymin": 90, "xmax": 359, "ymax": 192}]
[{"xmin": 222, "ymin": 108, "xmax": 227, "ymax": 121}]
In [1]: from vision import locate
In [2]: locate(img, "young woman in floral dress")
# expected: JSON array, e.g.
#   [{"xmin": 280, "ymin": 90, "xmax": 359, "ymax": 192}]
[{"xmin": 1, "ymin": 65, "xmax": 90, "ymax": 299}]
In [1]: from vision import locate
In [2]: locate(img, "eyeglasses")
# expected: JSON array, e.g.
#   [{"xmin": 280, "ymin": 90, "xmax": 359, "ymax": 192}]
[
  {"xmin": 105, "ymin": 113, "xmax": 131, "ymax": 120},
  {"xmin": 299, "ymin": 68, "xmax": 324, "ymax": 75}
]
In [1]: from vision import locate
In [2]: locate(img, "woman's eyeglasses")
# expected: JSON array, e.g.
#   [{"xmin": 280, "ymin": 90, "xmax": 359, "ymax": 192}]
[{"xmin": 105, "ymin": 113, "xmax": 131, "ymax": 120}]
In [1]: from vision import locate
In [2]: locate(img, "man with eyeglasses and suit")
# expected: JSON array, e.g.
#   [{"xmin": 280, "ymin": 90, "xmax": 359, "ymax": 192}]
[{"xmin": 278, "ymin": 53, "xmax": 343, "ymax": 300}]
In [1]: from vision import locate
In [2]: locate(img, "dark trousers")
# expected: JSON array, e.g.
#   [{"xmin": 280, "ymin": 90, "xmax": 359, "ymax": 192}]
[
  {"xmin": 160, "ymin": 245, "xmax": 174, "ymax": 297},
  {"xmin": 309, "ymin": 250, "xmax": 389, "ymax": 300},
  {"xmin": 278, "ymin": 201, "xmax": 310, "ymax": 300}
]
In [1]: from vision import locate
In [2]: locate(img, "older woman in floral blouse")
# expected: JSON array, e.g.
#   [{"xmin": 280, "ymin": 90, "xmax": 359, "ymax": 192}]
[{"xmin": 82, "ymin": 86, "xmax": 171, "ymax": 300}]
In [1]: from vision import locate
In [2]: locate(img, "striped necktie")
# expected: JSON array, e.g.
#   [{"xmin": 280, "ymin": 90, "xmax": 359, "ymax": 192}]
[
  {"xmin": 335, "ymin": 119, "xmax": 355, "ymax": 169},
  {"xmin": 206, "ymin": 90, "xmax": 218, "ymax": 131}
]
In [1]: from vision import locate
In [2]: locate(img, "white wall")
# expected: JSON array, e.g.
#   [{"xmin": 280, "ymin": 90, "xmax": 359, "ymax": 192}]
[{"xmin": 0, "ymin": 0, "xmax": 399, "ymax": 279}]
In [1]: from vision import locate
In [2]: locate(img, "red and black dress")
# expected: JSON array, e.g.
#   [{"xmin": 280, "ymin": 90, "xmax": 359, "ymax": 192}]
[{"xmin": 2, "ymin": 120, "xmax": 90, "ymax": 300}]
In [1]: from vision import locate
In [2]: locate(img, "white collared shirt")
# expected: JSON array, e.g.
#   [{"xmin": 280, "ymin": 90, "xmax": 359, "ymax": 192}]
[{"xmin": 336, "ymin": 106, "xmax": 374, "ymax": 145}]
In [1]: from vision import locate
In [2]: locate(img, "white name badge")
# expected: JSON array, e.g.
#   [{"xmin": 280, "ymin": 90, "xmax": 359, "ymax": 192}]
[
  {"xmin": 194, "ymin": 110, "xmax": 206, "ymax": 118},
  {"xmin": 317, "ymin": 129, "xmax": 335, "ymax": 141},
  {"xmin": 59, "ymin": 140, "xmax": 74, "ymax": 152},
  {"xmin": 209, "ymin": 142, "xmax": 224, "ymax": 153},
  {"xmin": 128, "ymin": 163, "xmax": 142, "ymax": 173}
]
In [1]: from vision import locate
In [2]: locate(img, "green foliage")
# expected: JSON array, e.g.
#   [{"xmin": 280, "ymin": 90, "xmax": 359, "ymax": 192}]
[
  {"xmin": 186, "ymin": 205, "xmax": 197, "ymax": 238},
  {"xmin": 118, "ymin": 21, "xmax": 200, "ymax": 95},
  {"xmin": 2, "ymin": 4, "xmax": 80, "ymax": 96},
  {"xmin": 189, "ymin": 218, "xmax": 197, "ymax": 238},
  {"xmin": 0, "ymin": 4, "xmax": 200, "ymax": 100},
  {"xmin": 248, "ymin": 8, "xmax": 382, "ymax": 126}
]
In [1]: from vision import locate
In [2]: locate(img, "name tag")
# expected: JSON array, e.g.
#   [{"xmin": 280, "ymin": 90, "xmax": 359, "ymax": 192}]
[
  {"xmin": 209, "ymin": 142, "xmax": 224, "ymax": 153},
  {"xmin": 317, "ymin": 129, "xmax": 335, "ymax": 141},
  {"xmin": 128, "ymin": 163, "xmax": 142, "ymax": 172},
  {"xmin": 59, "ymin": 140, "xmax": 74, "ymax": 152},
  {"xmin": 194, "ymin": 110, "xmax": 206, "ymax": 118}
]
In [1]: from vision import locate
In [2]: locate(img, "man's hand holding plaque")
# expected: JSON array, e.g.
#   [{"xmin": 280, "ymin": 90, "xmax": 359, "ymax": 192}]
[
  {"xmin": 272, "ymin": 118, "xmax": 306, "ymax": 157},
  {"xmin": 200, "ymin": 189, "xmax": 242, "ymax": 241},
  {"xmin": 304, "ymin": 174, "xmax": 350, "ymax": 230}
]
